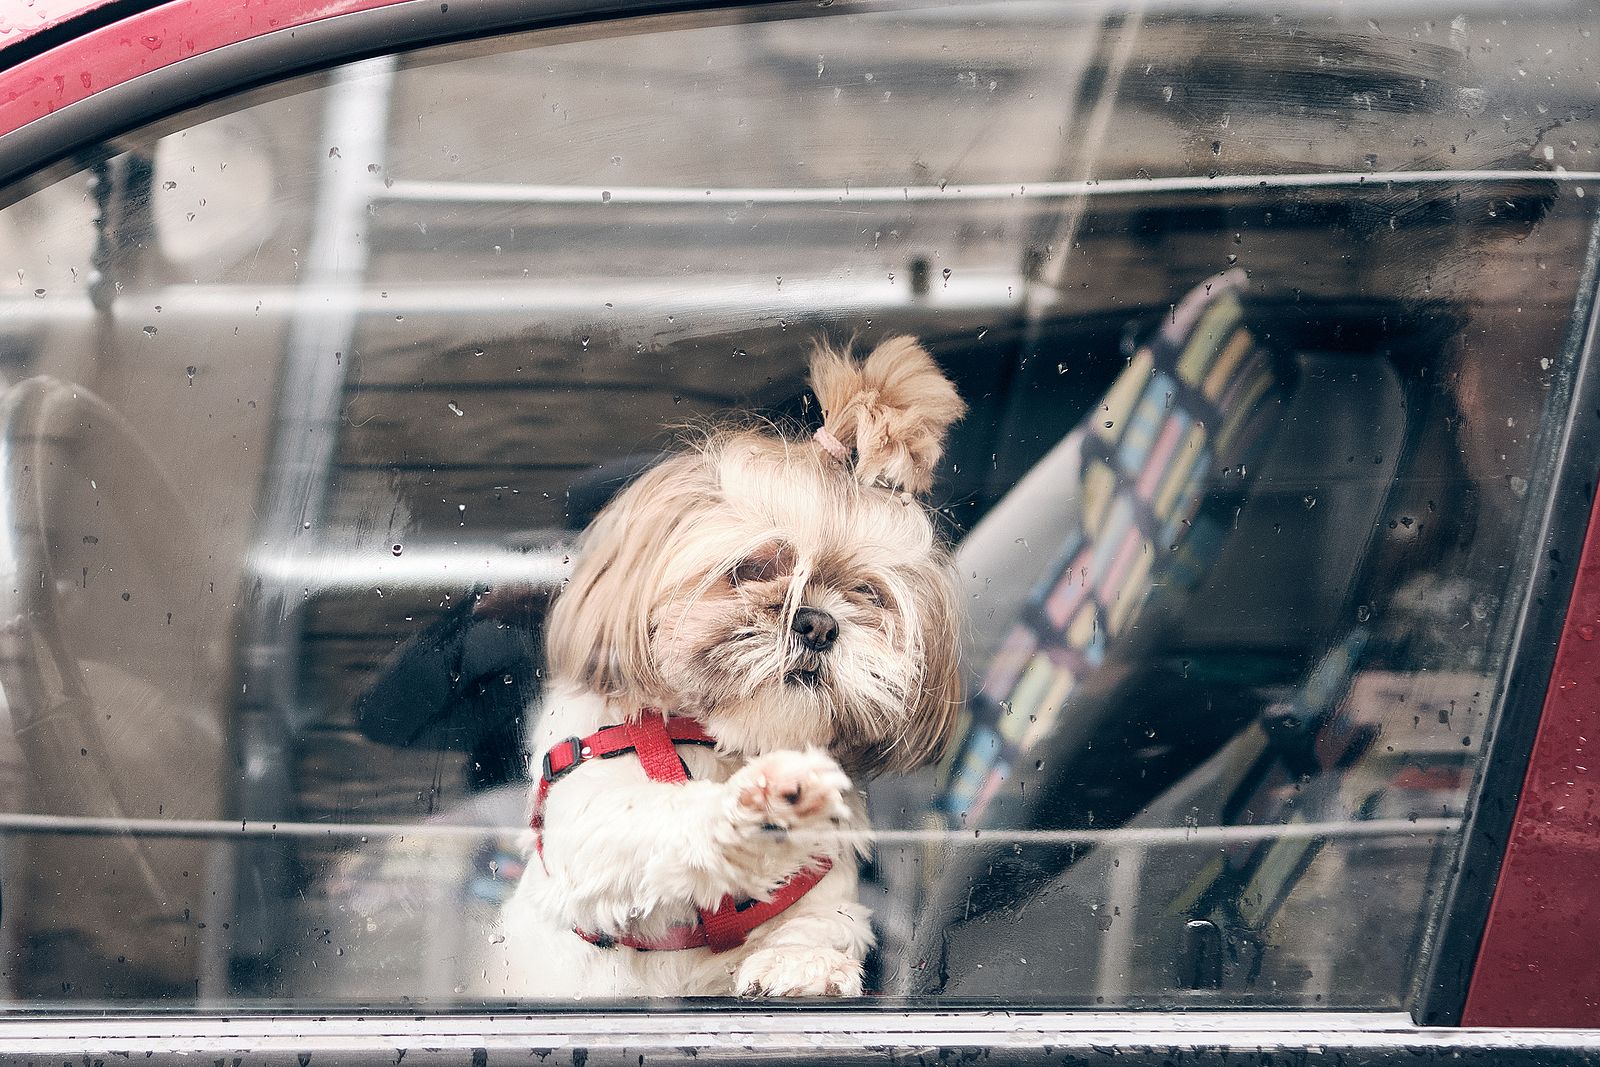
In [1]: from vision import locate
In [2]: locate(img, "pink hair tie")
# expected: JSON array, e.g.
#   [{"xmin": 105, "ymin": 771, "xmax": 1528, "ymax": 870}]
[{"xmin": 813, "ymin": 427, "xmax": 850, "ymax": 464}]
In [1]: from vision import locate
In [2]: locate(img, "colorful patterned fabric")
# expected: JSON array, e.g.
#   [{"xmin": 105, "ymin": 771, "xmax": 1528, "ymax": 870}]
[{"xmin": 939, "ymin": 271, "xmax": 1286, "ymax": 827}]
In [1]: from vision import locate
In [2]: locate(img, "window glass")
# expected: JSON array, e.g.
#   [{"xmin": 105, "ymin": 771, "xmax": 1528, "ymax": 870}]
[{"xmin": 0, "ymin": 0, "xmax": 1595, "ymax": 1009}]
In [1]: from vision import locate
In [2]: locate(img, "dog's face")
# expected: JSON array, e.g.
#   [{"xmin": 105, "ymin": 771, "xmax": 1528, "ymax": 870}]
[{"xmin": 547, "ymin": 337, "xmax": 966, "ymax": 775}]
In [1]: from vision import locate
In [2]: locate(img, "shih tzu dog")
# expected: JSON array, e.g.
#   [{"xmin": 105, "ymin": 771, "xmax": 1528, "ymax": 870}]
[{"xmin": 499, "ymin": 336, "xmax": 965, "ymax": 998}]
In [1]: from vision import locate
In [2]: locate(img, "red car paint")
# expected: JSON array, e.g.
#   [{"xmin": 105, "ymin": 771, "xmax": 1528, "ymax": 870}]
[
  {"xmin": 0, "ymin": 0, "xmax": 114, "ymax": 51},
  {"xmin": 0, "ymin": 0, "xmax": 1598, "ymax": 1028},
  {"xmin": 0, "ymin": 0, "xmax": 403, "ymax": 138},
  {"xmin": 1464, "ymin": 484, "xmax": 1600, "ymax": 1027}
]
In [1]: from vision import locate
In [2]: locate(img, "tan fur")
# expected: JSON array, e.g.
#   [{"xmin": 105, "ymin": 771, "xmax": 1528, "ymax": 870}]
[
  {"xmin": 547, "ymin": 426, "xmax": 962, "ymax": 773},
  {"xmin": 809, "ymin": 336, "xmax": 968, "ymax": 495},
  {"xmin": 546, "ymin": 455, "xmax": 709, "ymax": 703},
  {"xmin": 511, "ymin": 335, "xmax": 965, "ymax": 998}
]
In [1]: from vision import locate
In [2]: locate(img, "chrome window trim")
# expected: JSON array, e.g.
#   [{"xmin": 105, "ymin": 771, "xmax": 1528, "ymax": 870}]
[
  {"xmin": 0, "ymin": 1011, "xmax": 1596, "ymax": 1062},
  {"xmin": 1, "ymin": 0, "xmax": 1598, "ymax": 1038}
]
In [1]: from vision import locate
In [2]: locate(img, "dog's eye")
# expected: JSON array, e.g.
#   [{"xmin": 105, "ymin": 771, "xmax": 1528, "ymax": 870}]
[
  {"xmin": 730, "ymin": 543, "xmax": 795, "ymax": 586},
  {"xmin": 732, "ymin": 556, "xmax": 779, "ymax": 585},
  {"xmin": 853, "ymin": 582, "xmax": 883, "ymax": 606}
]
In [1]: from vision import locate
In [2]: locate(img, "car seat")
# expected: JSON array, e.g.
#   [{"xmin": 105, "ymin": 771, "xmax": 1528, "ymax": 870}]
[
  {"xmin": 939, "ymin": 269, "xmax": 1290, "ymax": 830},
  {"xmin": 869, "ymin": 272, "xmax": 1410, "ymax": 995}
]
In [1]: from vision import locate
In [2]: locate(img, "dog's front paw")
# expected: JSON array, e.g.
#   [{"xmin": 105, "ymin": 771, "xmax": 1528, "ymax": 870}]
[
  {"xmin": 731, "ymin": 748, "xmax": 852, "ymax": 830},
  {"xmin": 735, "ymin": 945, "xmax": 862, "ymax": 997}
]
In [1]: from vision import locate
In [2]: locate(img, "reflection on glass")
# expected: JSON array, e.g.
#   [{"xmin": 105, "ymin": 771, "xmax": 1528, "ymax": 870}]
[{"xmin": 0, "ymin": 0, "xmax": 1593, "ymax": 1009}]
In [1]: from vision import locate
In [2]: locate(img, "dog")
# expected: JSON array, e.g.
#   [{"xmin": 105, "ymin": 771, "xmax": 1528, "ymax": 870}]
[{"xmin": 499, "ymin": 336, "xmax": 965, "ymax": 997}]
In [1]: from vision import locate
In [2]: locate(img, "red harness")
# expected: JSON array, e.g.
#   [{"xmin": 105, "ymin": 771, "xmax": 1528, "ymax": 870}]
[{"xmin": 531, "ymin": 712, "xmax": 833, "ymax": 953}]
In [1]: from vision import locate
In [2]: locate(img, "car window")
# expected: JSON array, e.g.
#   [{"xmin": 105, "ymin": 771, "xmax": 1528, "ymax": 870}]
[{"xmin": 0, "ymin": 0, "xmax": 1595, "ymax": 1011}]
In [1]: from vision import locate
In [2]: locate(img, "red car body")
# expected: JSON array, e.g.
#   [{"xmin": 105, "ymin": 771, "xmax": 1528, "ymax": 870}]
[{"xmin": 0, "ymin": 0, "xmax": 1597, "ymax": 1049}]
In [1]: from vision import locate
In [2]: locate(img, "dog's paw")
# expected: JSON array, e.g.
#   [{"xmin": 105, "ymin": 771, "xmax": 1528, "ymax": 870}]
[
  {"xmin": 731, "ymin": 748, "xmax": 852, "ymax": 831},
  {"xmin": 735, "ymin": 946, "xmax": 862, "ymax": 997}
]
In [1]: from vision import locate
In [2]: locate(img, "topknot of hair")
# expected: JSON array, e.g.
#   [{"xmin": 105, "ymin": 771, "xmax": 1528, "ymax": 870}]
[{"xmin": 808, "ymin": 336, "xmax": 966, "ymax": 496}]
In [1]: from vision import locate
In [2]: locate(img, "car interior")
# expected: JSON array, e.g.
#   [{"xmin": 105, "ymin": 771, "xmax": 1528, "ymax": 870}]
[{"xmin": 0, "ymin": 1, "xmax": 1590, "ymax": 1016}]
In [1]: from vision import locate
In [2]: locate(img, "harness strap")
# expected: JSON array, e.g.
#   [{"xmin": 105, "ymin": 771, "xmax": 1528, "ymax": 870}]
[
  {"xmin": 623, "ymin": 715, "xmax": 693, "ymax": 785},
  {"xmin": 532, "ymin": 711, "xmax": 833, "ymax": 953},
  {"xmin": 531, "ymin": 714, "xmax": 712, "ymax": 868},
  {"xmin": 575, "ymin": 859, "xmax": 834, "ymax": 952}
]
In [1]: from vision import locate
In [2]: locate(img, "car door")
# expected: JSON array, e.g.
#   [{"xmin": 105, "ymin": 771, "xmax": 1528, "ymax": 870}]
[{"xmin": 0, "ymin": 0, "xmax": 1595, "ymax": 1060}]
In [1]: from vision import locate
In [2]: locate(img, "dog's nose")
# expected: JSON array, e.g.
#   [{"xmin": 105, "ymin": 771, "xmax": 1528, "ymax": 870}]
[{"xmin": 791, "ymin": 607, "xmax": 839, "ymax": 652}]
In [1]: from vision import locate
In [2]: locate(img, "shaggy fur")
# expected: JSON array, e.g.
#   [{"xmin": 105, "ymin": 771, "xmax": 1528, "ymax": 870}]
[{"xmin": 501, "ymin": 336, "xmax": 965, "ymax": 997}]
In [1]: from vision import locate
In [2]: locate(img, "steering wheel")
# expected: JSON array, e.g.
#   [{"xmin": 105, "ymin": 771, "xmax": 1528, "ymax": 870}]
[{"xmin": 0, "ymin": 376, "xmax": 222, "ymax": 992}]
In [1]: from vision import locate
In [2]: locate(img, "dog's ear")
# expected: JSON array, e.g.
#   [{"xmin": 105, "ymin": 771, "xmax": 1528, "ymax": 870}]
[
  {"xmin": 894, "ymin": 564, "xmax": 966, "ymax": 772},
  {"xmin": 809, "ymin": 335, "xmax": 966, "ymax": 496},
  {"xmin": 546, "ymin": 455, "xmax": 700, "ymax": 701},
  {"xmin": 835, "ymin": 561, "xmax": 965, "ymax": 778}
]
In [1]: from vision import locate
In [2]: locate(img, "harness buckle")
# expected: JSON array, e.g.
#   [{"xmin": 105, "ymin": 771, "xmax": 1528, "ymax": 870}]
[{"xmin": 541, "ymin": 736, "xmax": 585, "ymax": 783}]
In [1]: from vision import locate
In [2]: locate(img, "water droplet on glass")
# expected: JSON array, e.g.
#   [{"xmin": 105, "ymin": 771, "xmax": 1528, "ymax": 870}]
[
  {"xmin": 142, "ymin": 325, "xmax": 157, "ymax": 337},
  {"xmin": 1356, "ymin": 604, "xmax": 1372, "ymax": 622},
  {"xmin": 447, "ymin": 402, "xmax": 464, "ymax": 417},
  {"xmin": 185, "ymin": 365, "xmax": 196, "ymax": 384}
]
